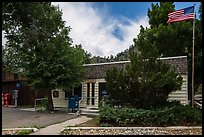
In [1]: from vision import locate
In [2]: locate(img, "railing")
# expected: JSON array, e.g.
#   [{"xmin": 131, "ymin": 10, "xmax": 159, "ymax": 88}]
[
  {"xmin": 34, "ymin": 98, "xmax": 47, "ymax": 110},
  {"xmin": 78, "ymin": 97, "xmax": 83, "ymax": 111},
  {"xmin": 194, "ymin": 94, "xmax": 202, "ymax": 109}
]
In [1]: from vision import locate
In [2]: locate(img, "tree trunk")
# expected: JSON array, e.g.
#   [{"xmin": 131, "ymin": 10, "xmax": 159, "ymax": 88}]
[{"xmin": 47, "ymin": 90, "xmax": 54, "ymax": 112}]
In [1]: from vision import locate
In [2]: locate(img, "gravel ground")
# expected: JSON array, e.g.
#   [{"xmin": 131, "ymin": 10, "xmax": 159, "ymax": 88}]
[
  {"xmin": 2, "ymin": 129, "xmax": 33, "ymax": 135},
  {"xmin": 61, "ymin": 127, "xmax": 202, "ymax": 135},
  {"xmin": 2, "ymin": 130, "xmax": 19, "ymax": 135}
]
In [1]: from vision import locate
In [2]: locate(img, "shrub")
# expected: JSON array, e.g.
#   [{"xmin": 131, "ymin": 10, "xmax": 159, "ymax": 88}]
[
  {"xmin": 36, "ymin": 98, "xmax": 49, "ymax": 110},
  {"xmin": 16, "ymin": 129, "xmax": 33, "ymax": 135},
  {"xmin": 97, "ymin": 103, "xmax": 202, "ymax": 127},
  {"xmin": 197, "ymin": 84, "xmax": 202, "ymax": 94},
  {"xmin": 105, "ymin": 50, "xmax": 183, "ymax": 109}
]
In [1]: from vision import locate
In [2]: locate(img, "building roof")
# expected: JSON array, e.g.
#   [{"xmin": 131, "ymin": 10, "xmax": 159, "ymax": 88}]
[{"xmin": 84, "ymin": 56, "xmax": 188, "ymax": 79}]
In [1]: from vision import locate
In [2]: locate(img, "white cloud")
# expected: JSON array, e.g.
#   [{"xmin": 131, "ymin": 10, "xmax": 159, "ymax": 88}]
[
  {"xmin": 52, "ymin": 2, "xmax": 150, "ymax": 57},
  {"xmin": 2, "ymin": 2, "xmax": 150, "ymax": 57}
]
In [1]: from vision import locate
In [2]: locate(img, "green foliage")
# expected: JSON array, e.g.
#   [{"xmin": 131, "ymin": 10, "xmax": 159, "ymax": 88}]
[
  {"xmin": 15, "ymin": 129, "xmax": 33, "ymax": 135},
  {"xmin": 36, "ymin": 98, "xmax": 49, "ymax": 110},
  {"xmin": 135, "ymin": 2, "xmax": 202, "ymax": 102},
  {"xmin": 97, "ymin": 103, "xmax": 202, "ymax": 127},
  {"xmin": 197, "ymin": 84, "xmax": 202, "ymax": 94},
  {"xmin": 147, "ymin": 2, "xmax": 175, "ymax": 28},
  {"xmin": 105, "ymin": 43, "xmax": 183, "ymax": 109},
  {"xmin": 99, "ymin": 2, "xmax": 202, "ymax": 98},
  {"xmin": 2, "ymin": 2, "xmax": 84, "ymax": 111},
  {"xmin": 75, "ymin": 44, "xmax": 92, "ymax": 64},
  {"xmin": 198, "ymin": 3, "xmax": 202, "ymax": 21}
]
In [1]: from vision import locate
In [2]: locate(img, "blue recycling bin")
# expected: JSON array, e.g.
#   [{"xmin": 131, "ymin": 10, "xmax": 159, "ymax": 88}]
[{"xmin": 68, "ymin": 95, "xmax": 79, "ymax": 112}]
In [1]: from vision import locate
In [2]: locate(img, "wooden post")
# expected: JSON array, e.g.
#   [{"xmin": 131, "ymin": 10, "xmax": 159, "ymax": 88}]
[{"xmin": 191, "ymin": 4, "xmax": 196, "ymax": 108}]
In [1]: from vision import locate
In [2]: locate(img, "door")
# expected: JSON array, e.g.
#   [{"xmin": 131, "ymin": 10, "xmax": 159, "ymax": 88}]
[{"xmin": 86, "ymin": 83, "xmax": 95, "ymax": 106}]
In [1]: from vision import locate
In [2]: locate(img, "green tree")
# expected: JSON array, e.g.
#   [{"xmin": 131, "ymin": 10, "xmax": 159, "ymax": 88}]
[
  {"xmin": 2, "ymin": 2, "xmax": 84, "ymax": 111},
  {"xmin": 75, "ymin": 44, "xmax": 92, "ymax": 64},
  {"xmin": 136, "ymin": 2, "xmax": 202, "ymax": 101},
  {"xmin": 105, "ymin": 45, "xmax": 183, "ymax": 109},
  {"xmin": 147, "ymin": 2, "xmax": 175, "ymax": 28},
  {"xmin": 191, "ymin": 3, "xmax": 202, "ymax": 95}
]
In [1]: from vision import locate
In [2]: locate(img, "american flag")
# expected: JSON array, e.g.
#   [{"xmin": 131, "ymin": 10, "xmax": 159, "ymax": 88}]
[{"xmin": 167, "ymin": 6, "xmax": 195, "ymax": 23}]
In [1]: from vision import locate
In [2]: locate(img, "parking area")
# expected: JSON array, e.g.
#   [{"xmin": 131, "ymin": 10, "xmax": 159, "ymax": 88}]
[{"xmin": 2, "ymin": 106, "xmax": 77, "ymax": 129}]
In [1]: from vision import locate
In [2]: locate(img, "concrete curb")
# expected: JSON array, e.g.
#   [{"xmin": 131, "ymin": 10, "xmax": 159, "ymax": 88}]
[
  {"xmin": 2, "ymin": 127, "xmax": 39, "ymax": 132},
  {"xmin": 30, "ymin": 116, "xmax": 93, "ymax": 135},
  {"xmin": 61, "ymin": 126, "xmax": 202, "ymax": 132}
]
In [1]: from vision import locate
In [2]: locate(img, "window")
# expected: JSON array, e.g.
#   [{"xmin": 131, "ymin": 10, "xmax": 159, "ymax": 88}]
[
  {"xmin": 99, "ymin": 82, "xmax": 107, "ymax": 102},
  {"xmin": 74, "ymin": 84, "xmax": 82, "ymax": 98},
  {"xmin": 53, "ymin": 91, "xmax": 59, "ymax": 98},
  {"xmin": 91, "ymin": 83, "xmax": 95, "ymax": 105},
  {"xmin": 65, "ymin": 90, "xmax": 72, "ymax": 99},
  {"xmin": 87, "ymin": 83, "xmax": 90, "ymax": 105}
]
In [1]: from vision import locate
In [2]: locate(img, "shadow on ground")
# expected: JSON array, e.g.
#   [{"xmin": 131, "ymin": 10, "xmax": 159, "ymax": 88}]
[{"xmin": 2, "ymin": 107, "xmax": 77, "ymax": 129}]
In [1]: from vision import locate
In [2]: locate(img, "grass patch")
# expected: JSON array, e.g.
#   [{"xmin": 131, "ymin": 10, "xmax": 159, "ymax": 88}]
[
  {"xmin": 15, "ymin": 129, "xmax": 33, "ymax": 135},
  {"xmin": 76, "ymin": 118, "xmax": 99, "ymax": 127}
]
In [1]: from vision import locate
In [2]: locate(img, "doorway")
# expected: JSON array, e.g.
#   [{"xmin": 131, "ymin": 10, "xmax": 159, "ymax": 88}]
[
  {"xmin": 99, "ymin": 82, "xmax": 107, "ymax": 102},
  {"xmin": 86, "ymin": 82, "xmax": 96, "ymax": 106}
]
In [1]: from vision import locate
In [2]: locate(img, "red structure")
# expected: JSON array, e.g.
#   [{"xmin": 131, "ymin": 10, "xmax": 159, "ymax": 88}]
[{"xmin": 4, "ymin": 93, "xmax": 12, "ymax": 107}]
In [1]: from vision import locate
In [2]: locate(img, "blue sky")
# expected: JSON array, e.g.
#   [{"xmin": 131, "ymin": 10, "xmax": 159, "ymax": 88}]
[
  {"xmin": 94, "ymin": 2, "xmax": 200, "ymax": 22},
  {"xmin": 2, "ymin": 2, "xmax": 201, "ymax": 57},
  {"xmin": 91, "ymin": 2, "xmax": 200, "ymax": 45}
]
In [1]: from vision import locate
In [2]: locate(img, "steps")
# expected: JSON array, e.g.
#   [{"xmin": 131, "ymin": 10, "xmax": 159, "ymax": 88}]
[{"xmin": 80, "ymin": 108, "xmax": 99, "ymax": 116}]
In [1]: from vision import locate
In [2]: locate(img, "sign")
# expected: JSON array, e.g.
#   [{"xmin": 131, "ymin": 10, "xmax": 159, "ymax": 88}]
[
  {"xmin": 101, "ymin": 90, "xmax": 107, "ymax": 95},
  {"xmin": 16, "ymin": 83, "xmax": 21, "ymax": 88}
]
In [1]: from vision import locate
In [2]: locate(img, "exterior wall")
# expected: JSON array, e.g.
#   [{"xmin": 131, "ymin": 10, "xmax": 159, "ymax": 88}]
[
  {"xmin": 2, "ymin": 71, "xmax": 27, "ymax": 82},
  {"xmin": 52, "ymin": 74, "xmax": 188, "ymax": 109},
  {"xmin": 80, "ymin": 82, "xmax": 87, "ymax": 108},
  {"xmin": 2, "ymin": 82, "xmax": 36, "ymax": 106},
  {"xmin": 79, "ymin": 79, "xmax": 105, "ymax": 109},
  {"xmin": 80, "ymin": 75, "xmax": 189, "ymax": 109},
  {"xmin": 3, "ymin": 72, "xmax": 14, "ymax": 81},
  {"xmin": 52, "ymin": 89, "xmax": 68, "ymax": 109},
  {"xmin": 2, "ymin": 70, "xmax": 34, "ymax": 106},
  {"xmin": 167, "ymin": 74, "xmax": 189, "ymax": 105}
]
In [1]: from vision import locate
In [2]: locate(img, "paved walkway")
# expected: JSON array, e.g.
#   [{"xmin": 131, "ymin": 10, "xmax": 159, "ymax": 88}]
[{"xmin": 30, "ymin": 116, "xmax": 93, "ymax": 135}]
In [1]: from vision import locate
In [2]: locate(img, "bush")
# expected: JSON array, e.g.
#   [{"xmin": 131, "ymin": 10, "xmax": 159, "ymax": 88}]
[
  {"xmin": 36, "ymin": 98, "xmax": 49, "ymax": 110},
  {"xmin": 97, "ymin": 103, "xmax": 202, "ymax": 127},
  {"xmin": 197, "ymin": 84, "xmax": 202, "ymax": 94},
  {"xmin": 16, "ymin": 129, "xmax": 33, "ymax": 135},
  {"xmin": 105, "ymin": 51, "xmax": 183, "ymax": 109}
]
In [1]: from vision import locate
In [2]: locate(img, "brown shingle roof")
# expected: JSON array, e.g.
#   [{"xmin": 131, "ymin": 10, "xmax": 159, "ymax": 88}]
[{"xmin": 84, "ymin": 56, "xmax": 188, "ymax": 79}]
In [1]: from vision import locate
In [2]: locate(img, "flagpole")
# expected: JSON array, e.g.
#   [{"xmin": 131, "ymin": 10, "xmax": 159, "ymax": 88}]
[{"xmin": 191, "ymin": 4, "xmax": 196, "ymax": 108}]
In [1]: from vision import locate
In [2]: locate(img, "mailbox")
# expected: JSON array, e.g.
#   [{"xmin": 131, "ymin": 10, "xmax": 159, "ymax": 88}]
[{"xmin": 68, "ymin": 95, "xmax": 79, "ymax": 112}]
